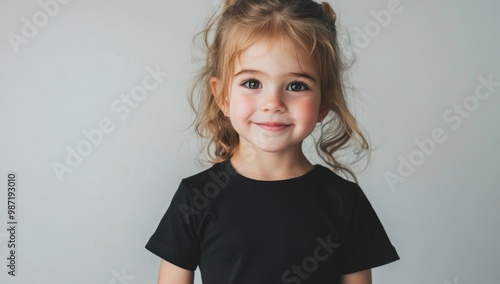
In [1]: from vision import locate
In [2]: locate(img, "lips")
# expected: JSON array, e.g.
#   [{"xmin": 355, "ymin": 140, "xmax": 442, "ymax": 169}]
[{"xmin": 255, "ymin": 122, "xmax": 291, "ymax": 131}]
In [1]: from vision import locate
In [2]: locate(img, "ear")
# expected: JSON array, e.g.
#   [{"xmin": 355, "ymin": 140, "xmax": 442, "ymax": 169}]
[
  {"xmin": 210, "ymin": 77, "xmax": 229, "ymax": 115},
  {"xmin": 317, "ymin": 103, "xmax": 330, "ymax": 122}
]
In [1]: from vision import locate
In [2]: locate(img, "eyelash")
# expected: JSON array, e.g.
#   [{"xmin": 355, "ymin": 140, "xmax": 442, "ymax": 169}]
[
  {"xmin": 288, "ymin": 81, "xmax": 310, "ymax": 91},
  {"xmin": 240, "ymin": 78, "xmax": 310, "ymax": 91},
  {"xmin": 241, "ymin": 78, "xmax": 261, "ymax": 89}
]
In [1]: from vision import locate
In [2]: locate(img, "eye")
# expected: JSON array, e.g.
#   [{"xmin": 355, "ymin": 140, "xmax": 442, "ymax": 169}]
[
  {"xmin": 242, "ymin": 79, "xmax": 261, "ymax": 89},
  {"xmin": 287, "ymin": 81, "xmax": 309, "ymax": 92}
]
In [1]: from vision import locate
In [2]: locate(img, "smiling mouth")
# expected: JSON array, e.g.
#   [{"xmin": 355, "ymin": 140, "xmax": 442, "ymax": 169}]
[{"xmin": 255, "ymin": 122, "xmax": 291, "ymax": 131}]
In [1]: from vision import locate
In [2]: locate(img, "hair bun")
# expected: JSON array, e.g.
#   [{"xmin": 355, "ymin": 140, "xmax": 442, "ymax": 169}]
[{"xmin": 320, "ymin": 2, "xmax": 337, "ymax": 24}]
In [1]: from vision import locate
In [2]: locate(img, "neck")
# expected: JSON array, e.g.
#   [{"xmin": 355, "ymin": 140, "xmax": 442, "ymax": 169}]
[{"xmin": 229, "ymin": 142, "xmax": 313, "ymax": 181}]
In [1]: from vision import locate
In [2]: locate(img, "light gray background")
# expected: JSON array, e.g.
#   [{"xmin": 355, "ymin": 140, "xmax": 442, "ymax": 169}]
[{"xmin": 1, "ymin": 0, "xmax": 499, "ymax": 283}]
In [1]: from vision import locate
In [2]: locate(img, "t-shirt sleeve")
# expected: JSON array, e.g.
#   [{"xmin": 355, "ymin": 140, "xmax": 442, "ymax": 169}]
[
  {"xmin": 145, "ymin": 181, "xmax": 201, "ymax": 271},
  {"xmin": 338, "ymin": 185, "xmax": 400, "ymax": 274}
]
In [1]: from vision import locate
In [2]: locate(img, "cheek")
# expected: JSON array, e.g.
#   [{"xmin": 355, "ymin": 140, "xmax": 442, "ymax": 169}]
[
  {"xmin": 229, "ymin": 93, "xmax": 255, "ymax": 118},
  {"xmin": 293, "ymin": 99, "xmax": 320, "ymax": 124}
]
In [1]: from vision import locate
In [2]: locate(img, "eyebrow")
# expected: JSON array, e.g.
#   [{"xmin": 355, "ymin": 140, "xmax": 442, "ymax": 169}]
[{"xmin": 234, "ymin": 69, "xmax": 317, "ymax": 83}]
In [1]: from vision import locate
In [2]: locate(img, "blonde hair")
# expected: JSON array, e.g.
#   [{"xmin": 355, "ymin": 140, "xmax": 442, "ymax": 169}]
[{"xmin": 188, "ymin": 0, "xmax": 371, "ymax": 183}]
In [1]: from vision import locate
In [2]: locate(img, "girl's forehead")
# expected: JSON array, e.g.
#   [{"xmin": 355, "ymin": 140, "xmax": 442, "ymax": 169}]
[{"xmin": 233, "ymin": 39, "xmax": 318, "ymax": 78}]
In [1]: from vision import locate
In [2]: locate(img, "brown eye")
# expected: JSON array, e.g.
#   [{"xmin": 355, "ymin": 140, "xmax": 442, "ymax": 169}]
[
  {"xmin": 242, "ymin": 79, "xmax": 261, "ymax": 89},
  {"xmin": 287, "ymin": 82, "xmax": 309, "ymax": 91}
]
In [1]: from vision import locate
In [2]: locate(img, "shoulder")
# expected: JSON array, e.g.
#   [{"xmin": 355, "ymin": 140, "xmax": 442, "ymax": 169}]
[
  {"xmin": 177, "ymin": 161, "xmax": 234, "ymax": 200},
  {"xmin": 181, "ymin": 161, "xmax": 228, "ymax": 185},
  {"xmin": 315, "ymin": 165, "xmax": 362, "ymax": 195},
  {"xmin": 181, "ymin": 164, "xmax": 217, "ymax": 185},
  {"xmin": 314, "ymin": 165, "xmax": 368, "ymax": 216}
]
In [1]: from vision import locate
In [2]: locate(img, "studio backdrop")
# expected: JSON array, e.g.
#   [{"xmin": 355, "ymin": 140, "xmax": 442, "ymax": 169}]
[{"xmin": 0, "ymin": 0, "xmax": 498, "ymax": 283}]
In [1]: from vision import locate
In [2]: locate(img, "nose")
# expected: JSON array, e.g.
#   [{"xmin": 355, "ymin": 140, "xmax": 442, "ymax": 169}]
[{"xmin": 261, "ymin": 88, "xmax": 286, "ymax": 113}]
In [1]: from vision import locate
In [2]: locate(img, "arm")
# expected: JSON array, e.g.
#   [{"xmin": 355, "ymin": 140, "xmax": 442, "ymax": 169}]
[
  {"xmin": 341, "ymin": 269, "xmax": 372, "ymax": 284},
  {"xmin": 157, "ymin": 259, "xmax": 194, "ymax": 284}
]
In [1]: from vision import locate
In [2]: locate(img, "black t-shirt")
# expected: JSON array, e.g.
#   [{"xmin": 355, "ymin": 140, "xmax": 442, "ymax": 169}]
[{"xmin": 145, "ymin": 160, "xmax": 399, "ymax": 283}]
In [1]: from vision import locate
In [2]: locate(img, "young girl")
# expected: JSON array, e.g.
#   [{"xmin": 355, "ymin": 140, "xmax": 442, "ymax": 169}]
[{"xmin": 145, "ymin": 0, "xmax": 399, "ymax": 283}]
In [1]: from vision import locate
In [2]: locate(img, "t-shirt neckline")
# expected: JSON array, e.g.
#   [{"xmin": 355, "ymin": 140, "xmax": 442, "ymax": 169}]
[{"xmin": 215, "ymin": 159, "xmax": 327, "ymax": 194}]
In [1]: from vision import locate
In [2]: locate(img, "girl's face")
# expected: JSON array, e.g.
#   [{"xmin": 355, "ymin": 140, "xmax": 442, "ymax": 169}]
[{"xmin": 214, "ymin": 39, "xmax": 328, "ymax": 156}]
